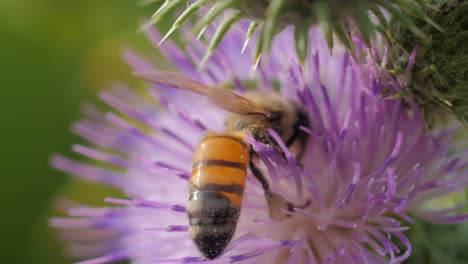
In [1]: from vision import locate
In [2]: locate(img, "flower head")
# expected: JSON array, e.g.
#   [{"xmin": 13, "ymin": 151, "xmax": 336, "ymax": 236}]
[{"xmin": 50, "ymin": 25, "xmax": 468, "ymax": 263}]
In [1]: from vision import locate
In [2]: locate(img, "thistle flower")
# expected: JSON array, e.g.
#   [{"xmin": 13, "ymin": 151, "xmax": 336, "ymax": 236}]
[
  {"xmin": 145, "ymin": 0, "xmax": 437, "ymax": 65},
  {"xmin": 393, "ymin": 0, "xmax": 468, "ymax": 125},
  {"xmin": 50, "ymin": 25, "xmax": 468, "ymax": 264}
]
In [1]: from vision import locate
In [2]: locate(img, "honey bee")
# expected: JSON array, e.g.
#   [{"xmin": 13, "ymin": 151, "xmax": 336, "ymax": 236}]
[{"xmin": 134, "ymin": 71, "xmax": 310, "ymax": 259}]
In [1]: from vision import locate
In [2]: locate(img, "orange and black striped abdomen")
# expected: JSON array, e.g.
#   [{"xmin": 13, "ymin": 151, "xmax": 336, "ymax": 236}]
[{"xmin": 187, "ymin": 133, "xmax": 249, "ymax": 259}]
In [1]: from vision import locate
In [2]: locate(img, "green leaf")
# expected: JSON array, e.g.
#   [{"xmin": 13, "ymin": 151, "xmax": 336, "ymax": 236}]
[
  {"xmin": 395, "ymin": 0, "xmax": 443, "ymax": 32},
  {"xmin": 333, "ymin": 22, "xmax": 355, "ymax": 54},
  {"xmin": 253, "ymin": 26, "xmax": 265, "ymax": 70},
  {"xmin": 377, "ymin": 0, "xmax": 428, "ymax": 41},
  {"xmin": 351, "ymin": 0, "xmax": 375, "ymax": 47},
  {"xmin": 294, "ymin": 22, "xmax": 309, "ymax": 64},
  {"xmin": 194, "ymin": 0, "xmax": 235, "ymax": 38},
  {"xmin": 314, "ymin": 0, "xmax": 333, "ymax": 50},
  {"xmin": 200, "ymin": 10, "xmax": 242, "ymax": 69},
  {"xmin": 160, "ymin": 0, "xmax": 215, "ymax": 44},
  {"xmin": 151, "ymin": 0, "xmax": 185, "ymax": 24},
  {"xmin": 261, "ymin": 0, "xmax": 285, "ymax": 52},
  {"xmin": 242, "ymin": 21, "xmax": 259, "ymax": 53}
]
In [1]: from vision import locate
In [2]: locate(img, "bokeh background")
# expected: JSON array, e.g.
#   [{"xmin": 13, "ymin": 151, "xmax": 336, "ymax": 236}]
[
  {"xmin": 1, "ymin": 1, "xmax": 467, "ymax": 264},
  {"xmin": 0, "ymin": 0, "xmax": 154, "ymax": 263}
]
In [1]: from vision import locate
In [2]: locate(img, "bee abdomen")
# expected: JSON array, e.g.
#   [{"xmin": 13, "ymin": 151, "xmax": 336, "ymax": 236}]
[
  {"xmin": 188, "ymin": 191, "xmax": 240, "ymax": 220},
  {"xmin": 192, "ymin": 159, "xmax": 246, "ymax": 170},
  {"xmin": 188, "ymin": 133, "xmax": 249, "ymax": 259},
  {"xmin": 188, "ymin": 191, "xmax": 240, "ymax": 259}
]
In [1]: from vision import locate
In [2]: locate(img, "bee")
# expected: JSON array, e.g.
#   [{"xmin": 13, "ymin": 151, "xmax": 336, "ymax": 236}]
[{"xmin": 134, "ymin": 71, "xmax": 310, "ymax": 260}]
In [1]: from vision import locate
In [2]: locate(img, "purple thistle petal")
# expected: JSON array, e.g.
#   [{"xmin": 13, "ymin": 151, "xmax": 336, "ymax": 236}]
[
  {"xmin": 75, "ymin": 251, "xmax": 128, "ymax": 264},
  {"xmin": 104, "ymin": 198, "xmax": 186, "ymax": 213},
  {"xmin": 50, "ymin": 155, "xmax": 125, "ymax": 187},
  {"xmin": 72, "ymin": 144, "xmax": 129, "ymax": 168}
]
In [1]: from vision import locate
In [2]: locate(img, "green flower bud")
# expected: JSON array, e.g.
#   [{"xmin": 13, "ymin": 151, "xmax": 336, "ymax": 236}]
[
  {"xmin": 145, "ymin": 0, "xmax": 434, "ymax": 67},
  {"xmin": 397, "ymin": 0, "xmax": 468, "ymax": 126}
]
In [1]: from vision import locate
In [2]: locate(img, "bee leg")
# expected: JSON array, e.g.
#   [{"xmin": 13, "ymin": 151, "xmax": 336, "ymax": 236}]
[
  {"xmin": 249, "ymin": 152, "xmax": 310, "ymax": 220},
  {"xmin": 249, "ymin": 154, "xmax": 271, "ymax": 197},
  {"xmin": 267, "ymin": 193, "xmax": 311, "ymax": 219},
  {"xmin": 285, "ymin": 134, "xmax": 307, "ymax": 169},
  {"xmin": 285, "ymin": 111, "xmax": 309, "ymax": 164}
]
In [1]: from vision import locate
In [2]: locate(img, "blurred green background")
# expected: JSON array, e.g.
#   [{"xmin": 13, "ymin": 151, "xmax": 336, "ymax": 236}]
[
  {"xmin": 0, "ymin": 0, "xmax": 152, "ymax": 263},
  {"xmin": 1, "ymin": 1, "xmax": 467, "ymax": 264}
]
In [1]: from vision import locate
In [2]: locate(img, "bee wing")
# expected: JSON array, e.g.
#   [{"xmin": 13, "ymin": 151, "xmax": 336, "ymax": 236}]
[
  {"xmin": 134, "ymin": 71, "xmax": 273, "ymax": 118},
  {"xmin": 133, "ymin": 71, "xmax": 208, "ymax": 95},
  {"xmin": 206, "ymin": 87, "xmax": 272, "ymax": 117}
]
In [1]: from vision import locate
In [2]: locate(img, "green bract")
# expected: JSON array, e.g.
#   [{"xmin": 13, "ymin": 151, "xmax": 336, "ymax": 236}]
[{"xmin": 145, "ymin": 0, "xmax": 436, "ymax": 67}]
